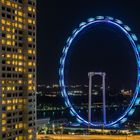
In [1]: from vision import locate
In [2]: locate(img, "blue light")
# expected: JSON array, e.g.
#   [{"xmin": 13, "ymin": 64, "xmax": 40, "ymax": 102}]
[
  {"xmin": 137, "ymin": 44, "xmax": 140, "ymax": 52},
  {"xmin": 131, "ymin": 34, "xmax": 138, "ymax": 41},
  {"xmin": 59, "ymin": 16, "xmax": 140, "ymax": 128},
  {"xmin": 115, "ymin": 19, "xmax": 123, "ymax": 24},
  {"xmin": 72, "ymin": 29, "xmax": 77, "ymax": 34},
  {"xmin": 67, "ymin": 37, "xmax": 70, "ymax": 43},
  {"xmin": 106, "ymin": 16, "xmax": 114, "ymax": 20},
  {"xmin": 128, "ymin": 108, "xmax": 135, "ymax": 116},
  {"xmin": 96, "ymin": 16, "xmax": 104, "ymax": 20},
  {"xmin": 87, "ymin": 18, "xmax": 95, "ymax": 22},
  {"xmin": 112, "ymin": 124, "xmax": 119, "ymax": 128},
  {"xmin": 79, "ymin": 22, "xmax": 86, "ymax": 27},
  {"xmin": 121, "ymin": 118, "xmax": 127, "ymax": 123},
  {"xmin": 124, "ymin": 25, "xmax": 131, "ymax": 31},
  {"xmin": 135, "ymin": 98, "xmax": 140, "ymax": 105},
  {"xmin": 77, "ymin": 118, "xmax": 82, "ymax": 124},
  {"xmin": 64, "ymin": 101, "xmax": 68, "ymax": 107},
  {"xmin": 70, "ymin": 110, "xmax": 75, "ymax": 116}
]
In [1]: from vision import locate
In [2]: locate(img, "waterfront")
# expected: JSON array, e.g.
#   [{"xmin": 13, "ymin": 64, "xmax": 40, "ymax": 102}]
[{"xmin": 37, "ymin": 134, "xmax": 140, "ymax": 140}]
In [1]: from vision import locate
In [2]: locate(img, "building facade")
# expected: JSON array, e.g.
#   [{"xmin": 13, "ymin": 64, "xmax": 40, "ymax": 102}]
[{"xmin": 0, "ymin": 0, "xmax": 36, "ymax": 139}]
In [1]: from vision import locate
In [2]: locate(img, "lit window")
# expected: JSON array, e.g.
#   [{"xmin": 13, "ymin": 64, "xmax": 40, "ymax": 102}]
[
  {"xmin": 6, "ymin": 34, "xmax": 12, "ymax": 39},
  {"xmin": 1, "ymin": 19, "xmax": 6, "ymax": 24},
  {"xmin": 6, "ymin": 1, "xmax": 11, "ymax": 6},
  {"xmin": 28, "ymin": 49, "xmax": 32, "ymax": 54},
  {"xmin": 2, "ymin": 120, "xmax": 6, "ymax": 125},
  {"xmin": 28, "ymin": 6, "xmax": 32, "ymax": 12},
  {"xmin": 6, "ymin": 21, "xmax": 11, "ymax": 26},
  {"xmin": 2, "ymin": 26, "xmax": 5, "ymax": 31},
  {"xmin": 6, "ymin": 61, "xmax": 11, "ymax": 65},
  {"xmin": 7, "ymin": 106, "xmax": 12, "ymax": 111},
  {"xmin": 18, "ymin": 80, "xmax": 22, "ymax": 84},
  {"xmin": 6, "ymin": 54, "xmax": 11, "ymax": 58},
  {"xmin": 2, "ymin": 127, "xmax": 6, "ymax": 132},
  {"xmin": 28, "ymin": 62, "xmax": 32, "ymax": 66},
  {"xmin": 28, "ymin": 74, "xmax": 33, "ymax": 78},
  {"xmin": 18, "ymin": 11, "xmax": 23, "ymax": 16},
  {"xmin": 2, "ymin": 113, "xmax": 6, "ymax": 118},
  {"xmin": 28, "ymin": 19, "xmax": 32, "ymax": 24},
  {"xmin": 28, "ymin": 80, "xmax": 32, "ymax": 84},
  {"xmin": 2, "ymin": 39, "xmax": 5, "ymax": 44},
  {"xmin": 18, "ymin": 55, "xmax": 23, "ymax": 60},
  {"xmin": 18, "ymin": 61, "xmax": 23, "ymax": 66},
  {"xmin": 7, "ymin": 40, "xmax": 12, "ymax": 45}
]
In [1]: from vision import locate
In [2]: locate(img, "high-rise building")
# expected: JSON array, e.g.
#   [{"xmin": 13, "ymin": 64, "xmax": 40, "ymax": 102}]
[{"xmin": 0, "ymin": 0, "xmax": 36, "ymax": 139}]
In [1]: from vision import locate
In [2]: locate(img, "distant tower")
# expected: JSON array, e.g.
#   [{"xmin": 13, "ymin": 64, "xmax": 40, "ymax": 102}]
[{"xmin": 0, "ymin": 0, "xmax": 36, "ymax": 139}]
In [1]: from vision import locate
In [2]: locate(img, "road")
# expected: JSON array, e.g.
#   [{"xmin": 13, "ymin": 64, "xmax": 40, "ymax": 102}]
[{"xmin": 37, "ymin": 134, "xmax": 140, "ymax": 140}]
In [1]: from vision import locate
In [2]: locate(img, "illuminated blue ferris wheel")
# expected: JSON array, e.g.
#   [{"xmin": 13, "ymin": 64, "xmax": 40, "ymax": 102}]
[{"xmin": 59, "ymin": 16, "xmax": 140, "ymax": 128}]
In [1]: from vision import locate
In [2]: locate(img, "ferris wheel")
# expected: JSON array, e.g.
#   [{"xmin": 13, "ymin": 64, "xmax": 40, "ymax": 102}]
[{"xmin": 59, "ymin": 16, "xmax": 140, "ymax": 128}]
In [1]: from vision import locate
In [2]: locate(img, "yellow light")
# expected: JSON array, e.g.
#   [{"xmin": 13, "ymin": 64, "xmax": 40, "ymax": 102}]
[
  {"xmin": 12, "ymin": 35, "xmax": 15, "ymax": 39},
  {"xmin": 28, "ymin": 74, "xmax": 33, "ymax": 78},
  {"xmin": 6, "ymin": 34, "xmax": 12, "ymax": 39},
  {"xmin": 19, "ymin": 136, "xmax": 24, "ymax": 140},
  {"xmin": 1, "ymin": 0, "xmax": 4, "ymax": 3},
  {"xmin": 2, "ymin": 87, "xmax": 5, "ymax": 91},
  {"xmin": 18, "ymin": 49, "xmax": 22, "ymax": 53},
  {"xmin": 28, "ymin": 49, "xmax": 32, "ymax": 54},
  {"xmin": 18, "ymin": 80, "xmax": 22, "ymax": 84},
  {"xmin": 6, "ymin": 54, "xmax": 11, "ymax": 58},
  {"xmin": 2, "ymin": 39, "xmax": 5, "ymax": 44},
  {"xmin": 6, "ymin": 61, "xmax": 11, "ymax": 65},
  {"xmin": 2, "ymin": 127, "xmax": 6, "ymax": 132},
  {"xmin": 2, "ymin": 100, "xmax": 6, "ymax": 105},
  {"xmin": 1, "ymin": 19, "xmax": 6, "ymax": 24},
  {"xmin": 28, "ymin": 80, "xmax": 32, "ymax": 84},
  {"xmin": 18, "ymin": 24, "xmax": 23, "ymax": 29},
  {"xmin": 2, "ymin": 26, "xmax": 5, "ymax": 31},
  {"xmin": 28, "ymin": 19, "xmax": 32, "ymax": 24},
  {"xmin": 28, "ymin": 129, "xmax": 32, "ymax": 133},
  {"xmin": 15, "ymin": 16, "xmax": 18, "ymax": 21},
  {"xmin": 28, "ymin": 37, "xmax": 33, "ymax": 42},
  {"xmin": 19, "ymin": 123, "xmax": 23, "ymax": 128},
  {"xmin": 28, "ymin": 6, "xmax": 32, "ymax": 12},
  {"xmin": 7, "ymin": 40, "xmax": 12, "ymax": 46},
  {"xmin": 2, "ymin": 120, "xmax": 6, "ymax": 125},
  {"xmin": 28, "ymin": 62, "xmax": 32, "ymax": 66},
  {"xmin": 19, "ymin": 67, "xmax": 23, "ymax": 72},
  {"xmin": 12, "ymin": 28, "xmax": 15, "ymax": 33},
  {"xmin": 6, "ymin": 21, "xmax": 11, "ymax": 26},
  {"xmin": 28, "ymin": 86, "xmax": 32, "ymax": 90},
  {"xmin": 28, "ymin": 135, "xmax": 33, "ymax": 139},
  {"xmin": 7, "ymin": 100, "xmax": 12, "ymax": 104},
  {"xmin": 18, "ymin": 61, "xmax": 23, "ymax": 66},
  {"xmin": 7, "ymin": 106, "xmax": 12, "ymax": 111},
  {"xmin": 2, "ymin": 81, "xmax": 5, "ymax": 84},
  {"xmin": 18, "ymin": 55, "xmax": 23, "ymax": 60},
  {"xmin": 33, "ymin": 8, "xmax": 36, "ymax": 13},
  {"xmin": 6, "ymin": 1, "xmax": 11, "ymax": 6},
  {"xmin": 18, "ymin": 11, "xmax": 23, "ymax": 16},
  {"xmin": 2, "ymin": 113, "xmax": 6, "ymax": 118},
  {"xmin": 15, "ymin": 4, "xmax": 18, "ymax": 8},
  {"xmin": 18, "ymin": 17, "xmax": 23, "ymax": 22}
]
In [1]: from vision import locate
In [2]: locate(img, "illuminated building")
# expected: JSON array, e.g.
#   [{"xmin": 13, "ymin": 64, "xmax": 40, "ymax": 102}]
[{"xmin": 0, "ymin": 0, "xmax": 36, "ymax": 139}]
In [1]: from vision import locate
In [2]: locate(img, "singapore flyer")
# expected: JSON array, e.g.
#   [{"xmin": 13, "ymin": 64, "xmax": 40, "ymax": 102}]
[{"xmin": 59, "ymin": 16, "xmax": 140, "ymax": 128}]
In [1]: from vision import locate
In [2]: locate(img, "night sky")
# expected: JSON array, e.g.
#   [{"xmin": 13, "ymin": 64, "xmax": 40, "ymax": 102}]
[{"xmin": 37, "ymin": 0, "xmax": 140, "ymax": 88}]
